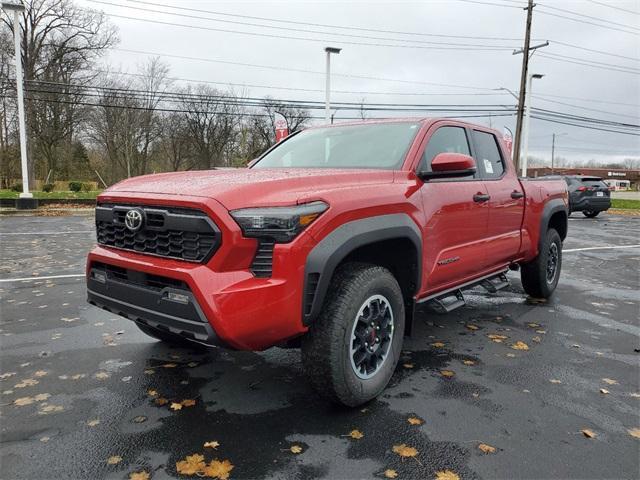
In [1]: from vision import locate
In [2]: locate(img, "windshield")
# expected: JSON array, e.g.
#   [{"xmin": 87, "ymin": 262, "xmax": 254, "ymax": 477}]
[{"xmin": 253, "ymin": 122, "xmax": 420, "ymax": 170}]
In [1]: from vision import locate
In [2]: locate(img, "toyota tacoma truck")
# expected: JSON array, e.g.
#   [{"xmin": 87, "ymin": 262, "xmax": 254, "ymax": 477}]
[{"xmin": 86, "ymin": 118, "xmax": 568, "ymax": 406}]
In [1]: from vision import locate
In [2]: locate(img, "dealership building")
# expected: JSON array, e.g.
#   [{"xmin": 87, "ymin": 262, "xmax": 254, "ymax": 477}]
[{"xmin": 526, "ymin": 167, "xmax": 640, "ymax": 190}]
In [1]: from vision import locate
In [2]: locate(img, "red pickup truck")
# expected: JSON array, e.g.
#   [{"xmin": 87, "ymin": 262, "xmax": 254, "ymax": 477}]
[{"xmin": 87, "ymin": 119, "xmax": 568, "ymax": 406}]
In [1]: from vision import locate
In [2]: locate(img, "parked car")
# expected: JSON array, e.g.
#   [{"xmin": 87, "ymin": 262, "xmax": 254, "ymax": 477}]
[
  {"xmin": 86, "ymin": 119, "xmax": 568, "ymax": 406},
  {"xmin": 563, "ymin": 175, "xmax": 611, "ymax": 217}
]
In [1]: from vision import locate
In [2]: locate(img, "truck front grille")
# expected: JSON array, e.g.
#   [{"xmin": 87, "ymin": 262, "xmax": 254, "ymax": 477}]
[{"xmin": 96, "ymin": 203, "xmax": 220, "ymax": 263}]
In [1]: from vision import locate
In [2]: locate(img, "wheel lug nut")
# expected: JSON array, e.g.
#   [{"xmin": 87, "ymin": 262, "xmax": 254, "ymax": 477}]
[
  {"xmin": 375, "ymin": 337, "xmax": 380, "ymax": 343},
  {"xmin": 365, "ymin": 342, "xmax": 369, "ymax": 347},
  {"xmin": 376, "ymin": 326, "xmax": 380, "ymax": 330}
]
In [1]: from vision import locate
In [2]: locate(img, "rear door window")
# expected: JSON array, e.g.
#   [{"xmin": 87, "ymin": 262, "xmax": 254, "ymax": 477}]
[
  {"xmin": 472, "ymin": 130, "xmax": 505, "ymax": 179},
  {"xmin": 419, "ymin": 126, "xmax": 472, "ymax": 174},
  {"xmin": 581, "ymin": 178, "xmax": 607, "ymax": 189}
]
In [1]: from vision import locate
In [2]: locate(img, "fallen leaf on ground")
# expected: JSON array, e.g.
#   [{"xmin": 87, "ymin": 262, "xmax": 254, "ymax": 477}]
[
  {"xmin": 87, "ymin": 419, "xmax": 100, "ymax": 427},
  {"xmin": 466, "ymin": 324, "xmax": 479, "ymax": 331},
  {"xmin": 384, "ymin": 469, "xmax": 398, "ymax": 478},
  {"xmin": 407, "ymin": 416, "xmax": 424, "ymax": 425},
  {"xmin": 94, "ymin": 372, "xmax": 110, "ymax": 380},
  {"xmin": 204, "ymin": 441, "xmax": 220, "ymax": 449},
  {"xmin": 463, "ymin": 360, "xmax": 476, "ymax": 366},
  {"xmin": 176, "ymin": 454, "xmax": 205, "ymax": 475},
  {"xmin": 627, "ymin": 428, "xmax": 640, "ymax": 439},
  {"xmin": 392, "ymin": 444, "xmax": 418, "ymax": 458},
  {"xmin": 602, "ymin": 378, "xmax": 618, "ymax": 385},
  {"xmin": 170, "ymin": 402, "xmax": 183, "ymax": 411},
  {"xmin": 431, "ymin": 342, "xmax": 445, "ymax": 348},
  {"xmin": 487, "ymin": 334, "xmax": 508, "ymax": 343},
  {"xmin": 581, "ymin": 429, "xmax": 596, "ymax": 438},
  {"xmin": 511, "ymin": 341, "xmax": 529, "ymax": 351},
  {"xmin": 40, "ymin": 437, "xmax": 50, "ymax": 442},
  {"xmin": 505, "ymin": 353, "xmax": 516, "ymax": 358},
  {"xmin": 144, "ymin": 369, "xmax": 155, "ymax": 375},
  {"xmin": 532, "ymin": 336, "xmax": 542, "ymax": 343},
  {"xmin": 38, "ymin": 404, "xmax": 63, "ymax": 414},
  {"xmin": 550, "ymin": 379, "xmax": 562, "ymax": 384},
  {"xmin": 181, "ymin": 399, "xmax": 196, "ymax": 407},
  {"xmin": 0, "ymin": 372, "xmax": 16, "ymax": 379},
  {"xmin": 440, "ymin": 370, "xmax": 455, "ymax": 378},
  {"xmin": 162, "ymin": 363, "xmax": 177, "ymax": 369},
  {"xmin": 630, "ymin": 393, "xmax": 640, "ymax": 398},
  {"xmin": 107, "ymin": 455, "xmax": 122, "ymax": 465},
  {"xmin": 478, "ymin": 443, "xmax": 496, "ymax": 454},
  {"xmin": 155, "ymin": 397, "xmax": 169, "ymax": 406},
  {"xmin": 71, "ymin": 374, "xmax": 86, "ymax": 380},
  {"xmin": 403, "ymin": 363, "xmax": 414, "ymax": 369},
  {"xmin": 14, "ymin": 397, "xmax": 34, "ymax": 406},
  {"xmin": 536, "ymin": 329, "xmax": 546, "ymax": 334},
  {"xmin": 33, "ymin": 393, "xmax": 50, "ymax": 401},
  {"xmin": 129, "ymin": 471, "xmax": 150, "ymax": 480},
  {"xmin": 15, "ymin": 379, "xmax": 39, "ymax": 388},
  {"xmin": 132, "ymin": 415, "xmax": 147, "ymax": 423},
  {"xmin": 348, "ymin": 429, "xmax": 364, "ymax": 439},
  {"xmin": 290, "ymin": 445, "xmax": 303, "ymax": 454},
  {"xmin": 527, "ymin": 323, "xmax": 540, "ymax": 328},
  {"xmin": 34, "ymin": 370, "xmax": 48, "ymax": 377},
  {"xmin": 187, "ymin": 362, "xmax": 199, "ymax": 368},
  {"xmin": 201, "ymin": 459, "xmax": 234, "ymax": 479},
  {"xmin": 600, "ymin": 388, "xmax": 610, "ymax": 394},
  {"xmin": 435, "ymin": 470, "xmax": 460, "ymax": 480},
  {"xmin": 147, "ymin": 389, "xmax": 158, "ymax": 397}
]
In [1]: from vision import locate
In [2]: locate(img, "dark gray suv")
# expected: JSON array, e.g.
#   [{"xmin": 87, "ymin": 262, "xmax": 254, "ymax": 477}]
[{"xmin": 563, "ymin": 176, "xmax": 611, "ymax": 217}]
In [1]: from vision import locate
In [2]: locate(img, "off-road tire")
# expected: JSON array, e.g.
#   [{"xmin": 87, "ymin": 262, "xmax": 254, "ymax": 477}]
[
  {"xmin": 520, "ymin": 228, "xmax": 562, "ymax": 299},
  {"xmin": 136, "ymin": 322, "xmax": 207, "ymax": 349},
  {"xmin": 301, "ymin": 263, "xmax": 405, "ymax": 407},
  {"xmin": 583, "ymin": 210, "xmax": 600, "ymax": 218}
]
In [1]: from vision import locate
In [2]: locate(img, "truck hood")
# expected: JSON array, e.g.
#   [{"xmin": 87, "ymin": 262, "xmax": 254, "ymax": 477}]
[{"xmin": 103, "ymin": 168, "xmax": 395, "ymax": 209}]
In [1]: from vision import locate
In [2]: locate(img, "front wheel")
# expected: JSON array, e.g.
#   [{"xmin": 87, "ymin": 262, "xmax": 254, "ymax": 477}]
[
  {"xmin": 520, "ymin": 228, "xmax": 562, "ymax": 299},
  {"xmin": 301, "ymin": 263, "xmax": 405, "ymax": 407},
  {"xmin": 583, "ymin": 210, "xmax": 600, "ymax": 218}
]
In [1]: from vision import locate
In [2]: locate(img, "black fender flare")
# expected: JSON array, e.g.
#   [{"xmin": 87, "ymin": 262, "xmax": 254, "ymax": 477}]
[
  {"xmin": 539, "ymin": 198, "xmax": 568, "ymax": 251},
  {"xmin": 302, "ymin": 213, "xmax": 422, "ymax": 325}
]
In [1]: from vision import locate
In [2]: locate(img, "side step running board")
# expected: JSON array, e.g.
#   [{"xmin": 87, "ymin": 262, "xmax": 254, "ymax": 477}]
[
  {"xmin": 422, "ymin": 270, "xmax": 510, "ymax": 315},
  {"xmin": 428, "ymin": 289, "xmax": 465, "ymax": 314},
  {"xmin": 480, "ymin": 273, "xmax": 509, "ymax": 293}
]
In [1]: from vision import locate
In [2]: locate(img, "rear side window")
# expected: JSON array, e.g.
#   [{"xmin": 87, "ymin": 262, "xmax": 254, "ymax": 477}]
[
  {"xmin": 472, "ymin": 130, "xmax": 505, "ymax": 179},
  {"xmin": 420, "ymin": 126, "xmax": 471, "ymax": 173},
  {"xmin": 581, "ymin": 178, "xmax": 607, "ymax": 188}
]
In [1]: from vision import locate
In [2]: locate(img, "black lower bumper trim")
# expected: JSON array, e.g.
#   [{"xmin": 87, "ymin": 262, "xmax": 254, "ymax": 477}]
[{"xmin": 87, "ymin": 264, "xmax": 223, "ymax": 347}]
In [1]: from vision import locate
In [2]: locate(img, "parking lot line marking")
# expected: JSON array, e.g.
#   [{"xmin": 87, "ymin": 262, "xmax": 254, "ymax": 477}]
[
  {"xmin": 0, "ymin": 231, "xmax": 94, "ymax": 236},
  {"xmin": 564, "ymin": 244, "xmax": 640, "ymax": 253},
  {"xmin": 0, "ymin": 274, "xmax": 85, "ymax": 283}
]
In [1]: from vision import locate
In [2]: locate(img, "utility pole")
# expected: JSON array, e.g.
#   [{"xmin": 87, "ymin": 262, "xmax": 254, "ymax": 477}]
[
  {"xmin": 2, "ymin": 1, "xmax": 35, "ymax": 208},
  {"xmin": 551, "ymin": 133, "xmax": 555, "ymax": 173},
  {"xmin": 512, "ymin": 0, "xmax": 548, "ymax": 175},
  {"xmin": 324, "ymin": 47, "xmax": 341, "ymax": 124}
]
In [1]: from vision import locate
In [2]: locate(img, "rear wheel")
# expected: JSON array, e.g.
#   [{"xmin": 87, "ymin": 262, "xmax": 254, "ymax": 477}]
[
  {"xmin": 301, "ymin": 263, "xmax": 405, "ymax": 407},
  {"xmin": 583, "ymin": 210, "xmax": 600, "ymax": 218},
  {"xmin": 136, "ymin": 322, "xmax": 207, "ymax": 349},
  {"xmin": 520, "ymin": 228, "xmax": 562, "ymax": 299}
]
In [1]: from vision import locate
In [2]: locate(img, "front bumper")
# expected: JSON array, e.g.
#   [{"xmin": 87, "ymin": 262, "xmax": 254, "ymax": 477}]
[{"xmin": 87, "ymin": 235, "xmax": 314, "ymax": 351}]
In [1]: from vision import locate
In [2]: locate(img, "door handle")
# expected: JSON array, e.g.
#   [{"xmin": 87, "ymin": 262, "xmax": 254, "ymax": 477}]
[
  {"xmin": 473, "ymin": 193, "xmax": 490, "ymax": 203},
  {"xmin": 511, "ymin": 191, "xmax": 524, "ymax": 199}
]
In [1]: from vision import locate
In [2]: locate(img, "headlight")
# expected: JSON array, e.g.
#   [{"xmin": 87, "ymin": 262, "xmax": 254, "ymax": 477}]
[{"xmin": 230, "ymin": 201, "xmax": 328, "ymax": 243}]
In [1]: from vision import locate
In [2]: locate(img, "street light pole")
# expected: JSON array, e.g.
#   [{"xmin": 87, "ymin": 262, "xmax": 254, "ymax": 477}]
[
  {"xmin": 521, "ymin": 73, "xmax": 544, "ymax": 177},
  {"xmin": 324, "ymin": 47, "xmax": 341, "ymax": 124},
  {"xmin": 551, "ymin": 132, "xmax": 567, "ymax": 173},
  {"xmin": 2, "ymin": 1, "xmax": 31, "ymax": 200}
]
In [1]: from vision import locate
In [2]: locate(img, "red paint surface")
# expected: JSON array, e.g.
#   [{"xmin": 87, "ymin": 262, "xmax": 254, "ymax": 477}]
[{"xmin": 87, "ymin": 118, "xmax": 567, "ymax": 350}]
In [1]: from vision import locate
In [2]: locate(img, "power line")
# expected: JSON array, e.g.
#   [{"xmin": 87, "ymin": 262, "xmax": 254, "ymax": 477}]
[
  {"xmin": 111, "ymin": 47, "xmax": 500, "ymax": 91},
  {"xmin": 537, "ymin": 52, "xmax": 640, "ymax": 75},
  {"xmin": 86, "ymin": 8, "xmax": 516, "ymax": 51},
  {"xmin": 585, "ymin": 0, "xmax": 640, "ymax": 16},
  {"xmin": 549, "ymin": 41, "xmax": 639, "ymax": 63},
  {"xmin": 530, "ymin": 114, "xmax": 640, "ymax": 136},
  {"xmin": 536, "ymin": 8, "xmax": 640, "ymax": 36},
  {"xmin": 119, "ymin": 0, "xmax": 532, "ymax": 42},
  {"xmin": 531, "ymin": 95, "xmax": 640, "ymax": 120},
  {"xmin": 537, "ymin": 2, "xmax": 640, "ymax": 31}
]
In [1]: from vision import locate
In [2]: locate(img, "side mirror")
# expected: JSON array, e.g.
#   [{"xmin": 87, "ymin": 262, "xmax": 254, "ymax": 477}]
[{"xmin": 418, "ymin": 153, "xmax": 476, "ymax": 180}]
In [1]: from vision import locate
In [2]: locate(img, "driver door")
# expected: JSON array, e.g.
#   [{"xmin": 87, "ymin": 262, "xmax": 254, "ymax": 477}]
[{"xmin": 417, "ymin": 124, "xmax": 490, "ymax": 295}]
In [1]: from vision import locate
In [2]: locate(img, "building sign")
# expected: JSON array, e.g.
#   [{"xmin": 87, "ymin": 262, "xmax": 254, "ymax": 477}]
[
  {"xmin": 274, "ymin": 112, "xmax": 289, "ymax": 143},
  {"xmin": 608, "ymin": 171, "xmax": 626, "ymax": 177}
]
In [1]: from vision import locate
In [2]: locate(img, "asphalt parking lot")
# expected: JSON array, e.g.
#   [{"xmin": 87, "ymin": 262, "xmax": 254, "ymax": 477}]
[{"xmin": 1, "ymin": 212, "xmax": 638, "ymax": 480}]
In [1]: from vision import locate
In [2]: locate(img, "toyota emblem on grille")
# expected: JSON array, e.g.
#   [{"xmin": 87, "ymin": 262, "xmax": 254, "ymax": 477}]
[{"xmin": 124, "ymin": 208, "xmax": 144, "ymax": 232}]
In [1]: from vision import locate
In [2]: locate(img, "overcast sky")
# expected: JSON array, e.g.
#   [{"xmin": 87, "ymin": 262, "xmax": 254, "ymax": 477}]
[{"xmin": 79, "ymin": 0, "xmax": 639, "ymax": 165}]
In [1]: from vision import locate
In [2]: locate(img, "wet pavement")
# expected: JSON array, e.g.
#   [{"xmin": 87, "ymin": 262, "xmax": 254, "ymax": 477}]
[{"xmin": 1, "ymin": 212, "xmax": 639, "ymax": 480}]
